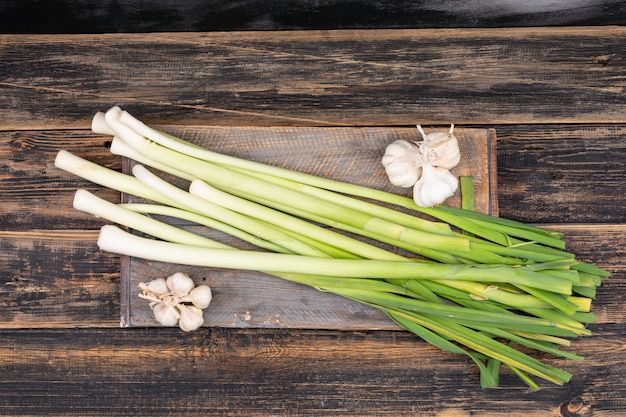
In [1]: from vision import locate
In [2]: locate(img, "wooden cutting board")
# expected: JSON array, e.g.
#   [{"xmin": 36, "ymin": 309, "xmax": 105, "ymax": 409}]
[{"xmin": 120, "ymin": 126, "xmax": 497, "ymax": 329}]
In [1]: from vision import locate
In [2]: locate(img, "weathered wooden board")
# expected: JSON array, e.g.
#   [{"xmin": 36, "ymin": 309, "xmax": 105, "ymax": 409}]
[
  {"xmin": 496, "ymin": 124, "xmax": 626, "ymax": 224},
  {"xmin": 1, "ymin": 28, "xmax": 625, "ymax": 129},
  {"xmin": 0, "ymin": 322, "xmax": 624, "ymax": 415},
  {"xmin": 1, "ymin": 0, "xmax": 624, "ymax": 33},
  {"xmin": 120, "ymin": 126, "xmax": 497, "ymax": 328}
]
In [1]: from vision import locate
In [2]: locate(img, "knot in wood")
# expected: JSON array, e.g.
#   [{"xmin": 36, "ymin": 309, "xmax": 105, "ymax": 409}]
[{"xmin": 559, "ymin": 396, "xmax": 590, "ymax": 417}]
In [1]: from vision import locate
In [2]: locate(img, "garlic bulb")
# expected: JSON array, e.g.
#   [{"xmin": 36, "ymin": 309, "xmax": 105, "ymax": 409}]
[
  {"xmin": 381, "ymin": 124, "xmax": 462, "ymax": 208},
  {"xmin": 138, "ymin": 272, "xmax": 212, "ymax": 332},
  {"xmin": 413, "ymin": 163, "xmax": 459, "ymax": 208},
  {"xmin": 381, "ymin": 140, "xmax": 423, "ymax": 188},
  {"xmin": 416, "ymin": 124, "xmax": 461, "ymax": 170}
]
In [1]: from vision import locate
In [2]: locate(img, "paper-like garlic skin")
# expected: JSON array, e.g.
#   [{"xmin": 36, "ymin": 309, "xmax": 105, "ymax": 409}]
[
  {"xmin": 166, "ymin": 272, "xmax": 195, "ymax": 295},
  {"xmin": 413, "ymin": 163, "xmax": 459, "ymax": 208},
  {"xmin": 416, "ymin": 124, "xmax": 461, "ymax": 170},
  {"xmin": 143, "ymin": 277, "xmax": 169, "ymax": 295},
  {"xmin": 381, "ymin": 125, "xmax": 461, "ymax": 202},
  {"xmin": 184, "ymin": 285, "xmax": 213, "ymax": 309},
  {"xmin": 138, "ymin": 272, "xmax": 212, "ymax": 332},
  {"xmin": 153, "ymin": 303, "xmax": 181, "ymax": 327},
  {"xmin": 178, "ymin": 305, "xmax": 205, "ymax": 332},
  {"xmin": 381, "ymin": 140, "xmax": 423, "ymax": 188}
]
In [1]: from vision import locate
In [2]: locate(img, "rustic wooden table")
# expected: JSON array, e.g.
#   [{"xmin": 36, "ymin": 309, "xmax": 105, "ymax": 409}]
[{"xmin": 1, "ymin": 20, "xmax": 625, "ymax": 417}]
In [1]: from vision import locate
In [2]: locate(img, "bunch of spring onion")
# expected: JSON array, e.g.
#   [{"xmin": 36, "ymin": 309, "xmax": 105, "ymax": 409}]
[{"xmin": 55, "ymin": 106, "xmax": 609, "ymax": 390}]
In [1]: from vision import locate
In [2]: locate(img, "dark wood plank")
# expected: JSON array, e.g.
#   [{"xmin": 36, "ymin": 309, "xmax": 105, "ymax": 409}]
[
  {"xmin": 1, "ymin": 0, "xmax": 624, "ymax": 33},
  {"xmin": 0, "ymin": 130, "xmax": 119, "ymax": 231},
  {"xmin": 0, "ymin": 326, "xmax": 624, "ymax": 415},
  {"xmin": 0, "ymin": 230, "xmax": 120, "ymax": 327},
  {"xmin": 494, "ymin": 124, "xmax": 626, "ymax": 224},
  {"xmin": 1, "ymin": 28, "xmax": 625, "ymax": 129}
]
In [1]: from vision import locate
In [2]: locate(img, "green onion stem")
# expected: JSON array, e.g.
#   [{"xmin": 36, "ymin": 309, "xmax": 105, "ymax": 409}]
[
  {"xmin": 55, "ymin": 150, "xmax": 178, "ymax": 207},
  {"xmin": 112, "ymin": 108, "xmax": 524, "ymax": 246},
  {"xmin": 51, "ymin": 107, "xmax": 611, "ymax": 389},
  {"xmin": 97, "ymin": 224, "xmax": 574, "ymax": 294},
  {"xmin": 120, "ymin": 202, "xmax": 291, "ymax": 254},
  {"xmin": 73, "ymin": 189, "xmax": 228, "ymax": 249},
  {"xmin": 460, "ymin": 176, "xmax": 475, "ymax": 212}
]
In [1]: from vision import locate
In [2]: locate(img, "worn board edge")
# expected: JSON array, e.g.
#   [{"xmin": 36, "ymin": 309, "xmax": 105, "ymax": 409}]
[
  {"xmin": 488, "ymin": 128, "xmax": 498, "ymax": 218},
  {"xmin": 120, "ymin": 126, "xmax": 498, "ymax": 329}
]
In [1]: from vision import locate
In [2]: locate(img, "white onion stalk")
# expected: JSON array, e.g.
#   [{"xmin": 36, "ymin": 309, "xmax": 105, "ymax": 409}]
[
  {"xmin": 73, "ymin": 189, "xmax": 226, "ymax": 248},
  {"xmin": 95, "ymin": 225, "xmax": 587, "ymax": 385},
  {"xmin": 52, "ymin": 107, "xmax": 611, "ymax": 390},
  {"xmin": 96, "ymin": 225, "xmax": 573, "ymax": 294}
]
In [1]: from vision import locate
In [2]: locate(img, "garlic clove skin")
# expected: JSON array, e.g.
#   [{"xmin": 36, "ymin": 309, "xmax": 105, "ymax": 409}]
[
  {"xmin": 182, "ymin": 285, "xmax": 213, "ymax": 309},
  {"xmin": 178, "ymin": 305, "xmax": 204, "ymax": 332},
  {"xmin": 381, "ymin": 140, "xmax": 423, "ymax": 188},
  {"xmin": 144, "ymin": 278, "xmax": 169, "ymax": 295},
  {"xmin": 416, "ymin": 124, "xmax": 461, "ymax": 170},
  {"xmin": 139, "ymin": 272, "xmax": 213, "ymax": 331},
  {"xmin": 153, "ymin": 303, "xmax": 181, "ymax": 327},
  {"xmin": 166, "ymin": 272, "xmax": 195, "ymax": 296},
  {"xmin": 413, "ymin": 163, "xmax": 459, "ymax": 208}
]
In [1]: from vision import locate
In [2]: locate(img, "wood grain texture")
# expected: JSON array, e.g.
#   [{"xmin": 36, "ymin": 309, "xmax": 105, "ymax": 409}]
[
  {"xmin": 0, "ymin": 130, "xmax": 119, "ymax": 231},
  {"xmin": 120, "ymin": 126, "xmax": 496, "ymax": 329},
  {"xmin": 1, "ymin": 26, "xmax": 625, "ymax": 415},
  {"xmin": 1, "ymin": 28, "xmax": 625, "ymax": 129},
  {"xmin": 0, "ymin": 230, "xmax": 120, "ymax": 327},
  {"xmin": 0, "ymin": 326, "xmax": 624, "ymax": 416},
  {"xmin": 494, "ymin": 124, "xmax": 626, "ymax": 224},
  {"xmin": 1, "ymin": 0, "xmax": 624, "ymax": 33}
]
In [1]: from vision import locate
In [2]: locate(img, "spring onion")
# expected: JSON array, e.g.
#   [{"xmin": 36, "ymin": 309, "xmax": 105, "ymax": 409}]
[{"xmin": 54, "ymin": 107, "xmax": 610, "ymax": 389}]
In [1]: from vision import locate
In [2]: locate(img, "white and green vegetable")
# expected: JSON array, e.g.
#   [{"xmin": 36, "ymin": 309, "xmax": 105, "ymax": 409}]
[{"xmin": 55, "ymin": 107, "xmax": 609, "ymax": 390}]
